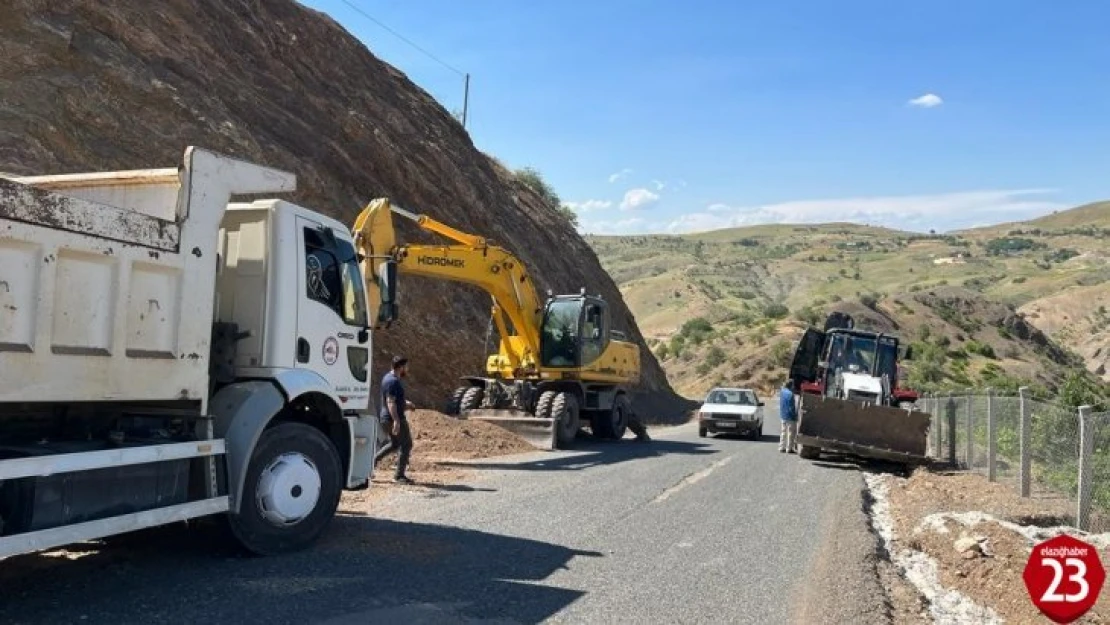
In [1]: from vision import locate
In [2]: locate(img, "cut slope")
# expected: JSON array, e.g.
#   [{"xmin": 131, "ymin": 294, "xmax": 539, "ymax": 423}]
[{"xmin": 0, "ymin": 0, "xmax": 689, "ymax": 419}]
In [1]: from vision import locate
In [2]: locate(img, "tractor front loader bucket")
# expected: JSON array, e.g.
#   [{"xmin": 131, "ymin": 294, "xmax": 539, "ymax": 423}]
[
  {"xmin": 797, "ymin": 393, "xmax": 931, "ymax": 464},
  {"xmin": 460, "ymin": 409, "xmax": 558, "ymax": 451}
]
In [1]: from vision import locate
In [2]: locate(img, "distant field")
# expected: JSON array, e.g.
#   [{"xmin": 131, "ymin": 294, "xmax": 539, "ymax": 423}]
[{"xmin": 587, "ymin": 202, "xmax": 1110, "ymax": 399}]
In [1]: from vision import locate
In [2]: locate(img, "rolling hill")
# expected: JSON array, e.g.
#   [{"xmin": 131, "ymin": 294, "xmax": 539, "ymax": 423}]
[{"xmin": 587, "ymin": 203, "xmax": 1110, "ymax": 400}]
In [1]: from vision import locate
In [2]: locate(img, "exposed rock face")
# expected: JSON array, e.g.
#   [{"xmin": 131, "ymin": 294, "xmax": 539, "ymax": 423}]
[{"xmin": 0, "ymin": 0, "xmax": 689, "ymax": 419}]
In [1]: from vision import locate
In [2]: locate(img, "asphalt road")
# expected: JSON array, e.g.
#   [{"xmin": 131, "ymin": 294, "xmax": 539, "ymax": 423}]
[{"xmin": 0, "ymin": 407, "xmax": 890, "ymax": 624}]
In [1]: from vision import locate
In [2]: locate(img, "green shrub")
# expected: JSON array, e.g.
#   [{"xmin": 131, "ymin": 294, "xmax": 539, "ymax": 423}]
[{"xmin": 763, "ymin": 303, "xmax": 790, "ymax": 319}]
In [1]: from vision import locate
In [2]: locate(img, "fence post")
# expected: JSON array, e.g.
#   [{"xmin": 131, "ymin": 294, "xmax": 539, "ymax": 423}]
[
  {"xmin": 932, "ymin": 393, "xmax": 942, "ymax": 458},
  {"xmin": 1077, "ymin": 405, "xmax": 1095, "ymax": 532},
  {"xmin": 986, "ymin": 388, "xmax": 996, "ymax": 482},
  {"xmin": 966, "ymin": 389, "xmax": 974, "ymax": 469},
  {"xmin": 947, "ymin": 393, "xmax": 957, "ymax": 465},
  {"xmin": 1019, "ymin": 386, "xmax": 1031, "ymax": 498}
]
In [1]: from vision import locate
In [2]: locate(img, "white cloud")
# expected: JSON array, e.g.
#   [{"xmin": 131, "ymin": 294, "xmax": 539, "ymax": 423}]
[
  {"xmin": 563, "ymin": 199, "xmax": 613, "ymax": 213},
  {"xmin": 620, "ymin": 188, "xmax": 661, "ymax": 211},
  {"xmin": 652, "ymin": 179, "xmax": 666, "ymax": 191},
  {"xmin": 608, "ymin": 168, "xmax": 633, "ymax": 183},
  {"xmin": 578, "ymin": 217, "xmax": 654, "ymax": 235},
  {"xmin": 908, "ymin": 93, "xmax": 943, "ymax": 108},
  {"xmin": 667, "ymin": 189, "xmax": 1065, "ymax": 234}
]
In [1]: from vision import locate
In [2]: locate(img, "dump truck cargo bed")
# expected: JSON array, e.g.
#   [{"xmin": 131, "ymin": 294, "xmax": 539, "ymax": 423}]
[
  {"xmin": 0, "ymin": 148, "xmax": 294, "ymax": 406},
  {"xmin": 797, "ymin": 393, "xmax": 931, "ymax": 464}
]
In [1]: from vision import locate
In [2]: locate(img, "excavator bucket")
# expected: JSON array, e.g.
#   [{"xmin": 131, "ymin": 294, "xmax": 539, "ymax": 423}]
[
  {"xmin": 796, "ymin": 393, "xmax": 932, "ymax": 464},
  {"xmin": 460, "ymin": 409, "xmax": 558, "ymax": 451}
]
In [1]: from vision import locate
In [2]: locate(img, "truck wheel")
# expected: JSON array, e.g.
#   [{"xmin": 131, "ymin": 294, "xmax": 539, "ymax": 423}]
[
  {"xmin": 592, "ymin": 394, "xmax": 630, "ymax": 440},
  {"xmin": 798, "ymin": 445, "xmax": 820, "ymax": 460},
  {"xmin": 228, "ymin": 421, "xmax": 342, "ymax": 556},
  {"xmin": 551, "ymin": 392, "xmax": 580, "ymax": 448},
  {"xmin": 460, "ymin": 386, "xmax": 484, "ymax": 411},
  {"xmin": 698, "ymin": 426, "xmax": 707, "ymax": 438},
  {"xmin": 445, "ymin": 386, "xmax": 468, "ymax": 415}
]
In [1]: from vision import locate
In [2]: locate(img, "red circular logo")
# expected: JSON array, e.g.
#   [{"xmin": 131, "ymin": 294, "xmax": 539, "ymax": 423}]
[
  {"xmin": 322, "ymin": 337, "xmax": 339, "ymax": 366},
  {"xmin": 1023, "ymin": 534, "xmax": 1105, "ymax": 623}
]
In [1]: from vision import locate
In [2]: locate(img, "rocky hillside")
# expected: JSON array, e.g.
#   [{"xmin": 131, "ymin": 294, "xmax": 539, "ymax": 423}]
[
  {"xmin": 0, "ymin": 0, "xmax": 688, "ymax": 419},
  {"xmin": 588, "ymin": 206, "xmax": 1110, "ymax": 399}
]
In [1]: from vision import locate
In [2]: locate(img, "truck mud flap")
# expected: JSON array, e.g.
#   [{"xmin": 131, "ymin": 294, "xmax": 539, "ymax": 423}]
[
  {"xmin": 459, "ymin": 409, "xmax": 557, "ymax": 451},
  {"xmin": 798, "ymin": 393, "xmax": 931, "ymax": 462}
]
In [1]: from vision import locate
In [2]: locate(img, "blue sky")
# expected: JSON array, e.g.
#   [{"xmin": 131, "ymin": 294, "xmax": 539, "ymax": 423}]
[{"xmin": 302, "ymin": 1, "xmax": 1110, "ymax": 234}]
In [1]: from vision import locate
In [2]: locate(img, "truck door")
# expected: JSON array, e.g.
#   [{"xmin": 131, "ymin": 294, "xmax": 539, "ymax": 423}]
[{"xmin": 295, "ymin": 218, "xmax": 372, "ymax": 410}]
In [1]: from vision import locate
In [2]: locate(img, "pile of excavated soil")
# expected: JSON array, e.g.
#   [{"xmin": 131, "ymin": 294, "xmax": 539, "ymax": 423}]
[
  {"xmin": 340, "ymin": 410, "xmax": 535, "ymax": 512},
  {"xmin": 881, "ymin": 467, "xmax": 1110, "ymax": 624}
]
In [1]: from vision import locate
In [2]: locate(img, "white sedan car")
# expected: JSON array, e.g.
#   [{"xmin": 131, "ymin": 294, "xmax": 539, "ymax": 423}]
[{"xmin": 697, "ymin": 387, "xmax": 765, "ymax": 440}]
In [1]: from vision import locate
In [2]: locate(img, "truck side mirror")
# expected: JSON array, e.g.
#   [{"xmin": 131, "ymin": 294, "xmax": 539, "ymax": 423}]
[{"xmin": 378, "ymin": 260, "xmax": 398, "ymax": 324}]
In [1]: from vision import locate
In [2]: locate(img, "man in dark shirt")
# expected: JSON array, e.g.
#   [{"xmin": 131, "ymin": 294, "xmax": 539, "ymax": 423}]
[{"xmin": 375, "ymin": 355, "xmax": 416, "ymax": 484}]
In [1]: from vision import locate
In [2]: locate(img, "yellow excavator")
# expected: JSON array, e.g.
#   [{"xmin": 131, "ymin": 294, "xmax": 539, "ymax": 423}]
[{"xmin": 351, "ymin": 198, "xmax": 641, "ymax": 449}]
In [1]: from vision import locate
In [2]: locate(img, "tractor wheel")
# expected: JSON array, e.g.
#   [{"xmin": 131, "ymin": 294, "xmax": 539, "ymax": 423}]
[
  {"xmin": 551, "ymin": 392, "xmax": 581, "ymax": 449},
  {"xmin": 592, "ymin": 394, "xmax": 630, "ymax": 440},
  {"xmin": 445, "ymin": 386, "xmax": 469, "ymax": 415},
  {"xmin": 460, "ymin": 386, "xmax": 484, "ymax": 411},
  {"xmin": 798, "ymin": 445, "xmax": 820, "ymax": 460}
]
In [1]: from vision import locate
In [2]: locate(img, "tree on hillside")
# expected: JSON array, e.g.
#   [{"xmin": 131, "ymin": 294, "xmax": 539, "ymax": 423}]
[{"xmin": 513, "ymin": 167, "xmax": 578, "ymax": 228}]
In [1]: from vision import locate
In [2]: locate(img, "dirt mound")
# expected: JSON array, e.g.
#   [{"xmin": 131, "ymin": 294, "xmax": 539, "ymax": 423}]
[
  {"xmin": 0, "ymin": 0, "xmax": 688, "ymax": 421},
  {"xmin": 404, "ymin": 409, "xmax": 536, "ymax": 461},
  {"xmin": 879, "ymin": 467, "xmax": 1110, "ymax": 624}
]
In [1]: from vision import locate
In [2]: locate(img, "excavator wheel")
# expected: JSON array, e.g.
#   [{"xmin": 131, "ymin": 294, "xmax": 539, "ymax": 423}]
[
  {"xmin": 592, "ymin": 394, "xmax": 630, "ymax": 440},
  {"xmin": 460, "ymin": 386, "xmax": 484, "ymax": 411},
  {"xmin": 550, "ymin": 391, "xmax": 581, "ymax": 449},
  {"xmin": 535, "ymin": 390, "xmax": 556, "ymax": 419},
  {"xmin": 445, "ymin": 386, "xmax": 469, "ymax": 415}
]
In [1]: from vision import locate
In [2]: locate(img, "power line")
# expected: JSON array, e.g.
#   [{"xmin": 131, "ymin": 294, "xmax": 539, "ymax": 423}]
[{"xmin": 339, "ymin": 0, "xmax": 465, "ymax": 77}]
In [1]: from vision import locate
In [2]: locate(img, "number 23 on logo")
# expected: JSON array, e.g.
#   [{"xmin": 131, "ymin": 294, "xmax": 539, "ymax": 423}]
[{"xmin": 1023, "ymin": 534, "xmax": 1106, "ymax": 624}]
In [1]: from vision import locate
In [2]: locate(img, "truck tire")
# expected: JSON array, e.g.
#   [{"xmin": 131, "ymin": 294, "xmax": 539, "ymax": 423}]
[
  {"xmin": 228, "ymin": 421, "xmax": 343, "ymax": 556},
  {"xmin": 698, "ymin": 426, "xmax": 707, "ymax": 438},
  {"xmin": 445, "ymin": 386, "xmax": 469, "ymax": 415},
  {"xmin": 798, "ymin": 445, "xmax": 820, "ymax": 460},
  {"xmin": 551, "ymin": 392, "xmax": 580, "ymax": 448},
  {"xmin": 592, "ymin": 394, "xmax": 630, "ymax": 440},
  {"xmin": 460, "ymin": 386, "xmax": 484, "ymax": 411}
]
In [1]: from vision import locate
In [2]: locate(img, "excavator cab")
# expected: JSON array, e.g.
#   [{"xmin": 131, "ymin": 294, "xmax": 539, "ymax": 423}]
[{"xmin": 539, "ymin": 295, "xmax": 610, "ymax": 369}]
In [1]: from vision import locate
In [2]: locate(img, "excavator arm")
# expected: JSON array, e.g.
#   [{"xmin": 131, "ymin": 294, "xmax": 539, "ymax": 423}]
[{"xmin": 351, "ymin": 198, "xmax": 547, "ymax": 374}]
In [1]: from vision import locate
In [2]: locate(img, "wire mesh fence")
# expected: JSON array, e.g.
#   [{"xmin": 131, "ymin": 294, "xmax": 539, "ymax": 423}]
[
  {"xmin": 1087, "ymin": 411, "xmax": 1110, "ymax": 534},
  {"xmin": 922, "ymin": 389, "xmax": 1110, "ymax": 533}
]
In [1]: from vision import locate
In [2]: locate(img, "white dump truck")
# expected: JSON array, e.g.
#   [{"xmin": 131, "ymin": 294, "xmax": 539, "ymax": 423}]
[{"xmin": 0, "ymin": 146, "xmax": 398, "ymax": 558}]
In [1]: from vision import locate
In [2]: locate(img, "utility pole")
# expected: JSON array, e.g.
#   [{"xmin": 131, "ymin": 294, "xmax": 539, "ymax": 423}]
[{"xmin": 462, "ymin": 73, "xmax": 470, "ymax": 129}]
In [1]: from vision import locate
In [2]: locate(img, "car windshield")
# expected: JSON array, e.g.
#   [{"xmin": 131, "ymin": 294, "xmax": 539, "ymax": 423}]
[{"xmin": 706, "ymin": 389, "xmax": 757, "ymax": 405}]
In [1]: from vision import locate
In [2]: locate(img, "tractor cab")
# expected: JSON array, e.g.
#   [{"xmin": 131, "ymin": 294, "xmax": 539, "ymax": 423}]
[
  {"xmin": 539, "ymin": 294, "xmax": 611, "ymax": 369},
  {"xmin": 789, "ymin": 313, "xmax": 902, "ymax": 404}
]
